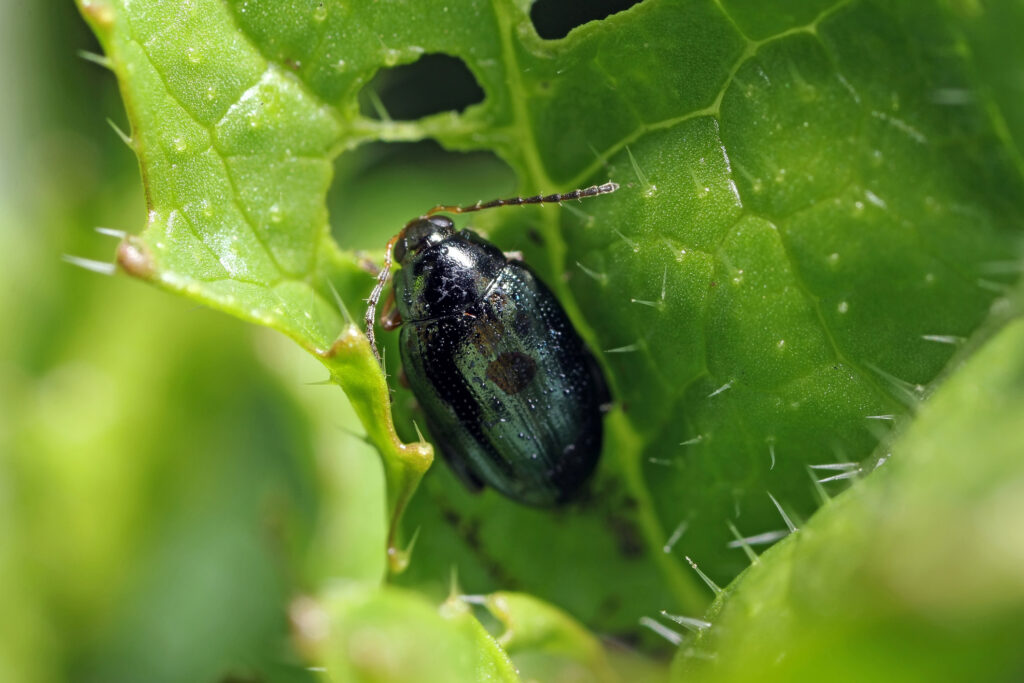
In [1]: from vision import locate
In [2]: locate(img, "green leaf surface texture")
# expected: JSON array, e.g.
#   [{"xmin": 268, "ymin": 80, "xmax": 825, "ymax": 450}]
[
  {"xmin": 78, "ymin": 0, "xmax": 1024, "ymax": 671},
  {"xmin": 674, "ymin": 309, "xmax": 1024, "ymax": 683},
  {"xmin": 308, "ymin": 583, "xmax": 519, "ymax": 682}
]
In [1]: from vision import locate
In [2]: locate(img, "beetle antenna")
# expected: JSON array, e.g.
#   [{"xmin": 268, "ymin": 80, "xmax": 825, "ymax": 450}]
[
  {"xmin": 425, "ymin": 181, "xmax": 618, "ymax": 216},
  {"xmin": 366, "ymin": 233, "xmax": 401, "ymax": 365}
]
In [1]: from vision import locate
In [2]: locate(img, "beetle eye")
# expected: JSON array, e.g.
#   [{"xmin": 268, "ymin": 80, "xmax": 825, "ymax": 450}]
[
  {"xmin": 393, "ymin": 239, "xmax": 408, "ymax": 264},
  {"xmin": 395, "ymin": 216, "xmax": 455, "ymax": 264}
]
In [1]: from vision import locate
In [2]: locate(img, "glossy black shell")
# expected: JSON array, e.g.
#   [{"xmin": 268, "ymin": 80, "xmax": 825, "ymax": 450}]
[{"xmin": 394, "ymin": 229, "xmax": 606, "ymax": 506}]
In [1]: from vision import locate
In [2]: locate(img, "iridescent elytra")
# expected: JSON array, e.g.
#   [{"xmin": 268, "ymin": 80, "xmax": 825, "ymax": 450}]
[{"xmin": 365, "ymin": 183, "xmax": 617, "ymax": 506}]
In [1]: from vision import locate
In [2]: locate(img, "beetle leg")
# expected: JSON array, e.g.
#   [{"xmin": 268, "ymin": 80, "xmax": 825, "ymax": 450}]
[
  {"xmin": 356, "ymin": 251, "xmax": 380, "ymax": 276},
  {"xmin": 382, "ymin": 309, "xmax": 403, "ymax": 330},
  {"xmin": 365, "ymin": 233, "xmax": 401, "ymax": 365},
  {"xmin": 503, "ymin": 250, "xmax": 524, "ymax": 262},
  {"xmin": 380, "ymin": 289, "xmax": 403, "ymax": 330}
]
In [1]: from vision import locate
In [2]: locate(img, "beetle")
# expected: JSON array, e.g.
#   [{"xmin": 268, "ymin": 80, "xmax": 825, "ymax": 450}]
[{"xmin": 364, "ymin": 182, "xmax": 618, "ymax": 506}]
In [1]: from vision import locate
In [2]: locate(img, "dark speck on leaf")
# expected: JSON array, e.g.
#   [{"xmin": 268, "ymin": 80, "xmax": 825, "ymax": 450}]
[{"xmin": 608, "ymin": 514, "xmax": 645, "ymax": 559}]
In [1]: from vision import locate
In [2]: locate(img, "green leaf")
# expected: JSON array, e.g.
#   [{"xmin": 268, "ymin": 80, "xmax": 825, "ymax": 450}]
[
  {"xmin": 78, "ymin": 0, "xmax": 1024, "ymax": 667},
  {"xmin": 393, "ymin": 0, "xmax": 1023, "ymax": 638},
  {"xmin": 483, "ymin": 591, "xmax": 616, "ymax": 681},
  {"xmin": 78, "ymin": 0, "xmax": 435, "ymax": 572},
  {"xmin": 302, "ymin": 583, "xmax": 519, "ymax": 683},
  {"xmin": 674, "ymin": 305, "xmax": 1024, "ymax": 682}
]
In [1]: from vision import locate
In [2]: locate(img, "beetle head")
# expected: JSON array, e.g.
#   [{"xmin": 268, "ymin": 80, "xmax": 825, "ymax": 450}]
[{"xmin": 395, "ymin": 215, "xmax": 455, "ymax": 264}]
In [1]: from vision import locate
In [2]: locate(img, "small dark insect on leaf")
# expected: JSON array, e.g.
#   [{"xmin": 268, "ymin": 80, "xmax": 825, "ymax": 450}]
[{"xmin": 365, "ymin": 183, "xmax": 617, "ymax": 505}]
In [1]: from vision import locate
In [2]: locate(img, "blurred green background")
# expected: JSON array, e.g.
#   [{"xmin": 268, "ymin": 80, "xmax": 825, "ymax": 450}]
[{"xmin": 3, "ymin": 6, "xmax": 342, "ymax": 682}]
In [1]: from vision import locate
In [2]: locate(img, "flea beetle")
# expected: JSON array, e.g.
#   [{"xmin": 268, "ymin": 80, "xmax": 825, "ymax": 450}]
[{"xmin": 365, "ymin": 183, "xmax": 617, "ymax": 506}]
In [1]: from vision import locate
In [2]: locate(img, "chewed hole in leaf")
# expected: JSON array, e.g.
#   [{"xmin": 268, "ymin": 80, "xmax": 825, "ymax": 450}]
[
  {"xmin": 358, "ymin": 53, "xmax": 485, "ymax": 121},
  {"xmin": 530, "ymin": 0, "xmax": 646, "ymax": 40},
  {"xmin": 329, "ymin": 140, "xmax": 515, "ymax": 252}
]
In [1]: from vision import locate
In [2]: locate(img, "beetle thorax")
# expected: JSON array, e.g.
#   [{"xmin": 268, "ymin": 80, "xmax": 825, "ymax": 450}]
[{"xmin": 394, "ymin": 230, "xmax": 507, "ymax": 322}]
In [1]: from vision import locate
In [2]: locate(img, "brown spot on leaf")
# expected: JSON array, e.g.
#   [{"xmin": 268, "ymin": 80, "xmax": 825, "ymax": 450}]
[
  {"xmin": 486, "ymin": 351, "xmax": 537, "ymax": 395},
  {"xmin": 116, "ymin": 237, "xmax": 155, "ymax": 280},
  {"xmin": 607, "ymin": 514, "xmax": 645, "ymax": 559},
  {"xmin": 81, "ymin": 0, "xmax": 114, "ymax": 26}
]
